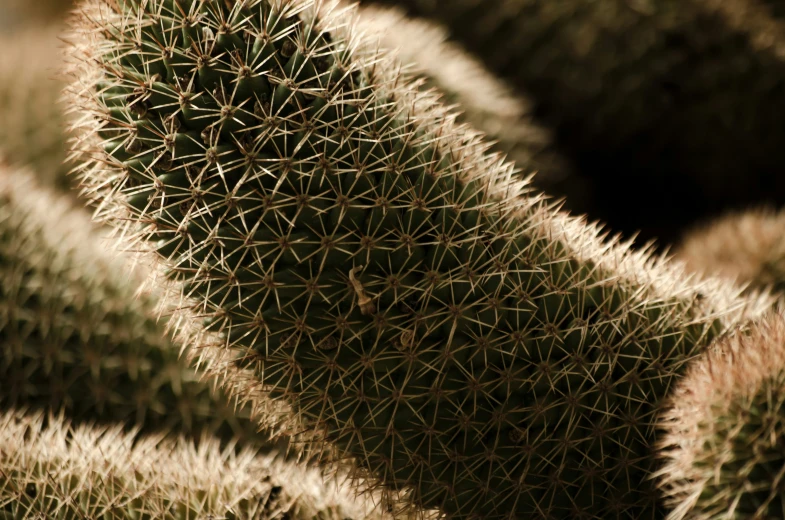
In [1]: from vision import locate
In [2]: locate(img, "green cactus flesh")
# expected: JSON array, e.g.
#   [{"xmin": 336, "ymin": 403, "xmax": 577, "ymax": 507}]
[
  {"xmin": 0, "ymin": 407, "xmax": 381, "ymax": 520},
  {"xmin": 0, "ymin": 163, "xmax": 272, "ymax": 447},
  {"xmin": 658, "ymin": 314, "xmax": 785, "ymax": 519},
  {"xmin": 71, "ymin": 0, "xmax": 768, "ymax": 517}
]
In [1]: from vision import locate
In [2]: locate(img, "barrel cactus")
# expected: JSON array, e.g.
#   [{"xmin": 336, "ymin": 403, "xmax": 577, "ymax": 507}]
[
  {"xmin": 658, "ymin": 312, "xmax": 785, "ymax": 519},
  {"xmin": 0, "ymin": 160, "xmax": 274, "ymax": 447},
  {"xmin": 68, "ymin": 0, "xmax": 770, "ymax": 518},
  {"xmin": 677, "ymin": 208, "xmax": 785, "ymax": 297},
  {"xmin": 0, "ymin": 407, "xmax": 382, "ymax": 519}
]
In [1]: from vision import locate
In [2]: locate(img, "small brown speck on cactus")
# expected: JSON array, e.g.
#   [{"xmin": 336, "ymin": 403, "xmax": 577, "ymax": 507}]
[
  {"xmin": 0, "ymin": 407, "xmax": 384, "ymax": 520},
  {"xmin": 677, "ymin": 208, "xmax": 785, "ymax": 296},
  {"xmin": 657, "ymin": 312, "xmax": 785, "ymax": 520},
  {"xmin": 67, "ymin": 0, "xmax": 772, "ymax": 518}
]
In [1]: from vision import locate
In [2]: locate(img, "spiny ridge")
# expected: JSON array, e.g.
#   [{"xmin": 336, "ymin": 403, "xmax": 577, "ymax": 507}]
[
  {"xmin": 353, "ymin": 4, "xmax": 575, "ymax": 201},
  {"xmin": 677, "ymin": 207, "xmax": 785, "ymax": 296},
  {"xmin": 0, "ymin": 407, "xmax": 383, "ymax": 519},
  {"xmin": 69, "ymin": 0, "xmax": 770, "ymax": 518},
  {"xmin": 657, "ymin": 312, "xmax": 785, "ymax": 520},
  {"xmin": 0, "ymin": 161, "xmax": 269, "ymax": 447}
]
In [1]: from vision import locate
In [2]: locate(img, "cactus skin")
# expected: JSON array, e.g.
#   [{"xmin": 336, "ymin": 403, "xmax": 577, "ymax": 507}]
[
  {"xmin": 0, "ymin": 408, "xmax": 382, "ymax": 520},
  {"xmin": 70, "ymin": 0, "xmax": 770, "ymax": 518},
  {"xmin": 657, "ymin": 313, "xmax": 785, "ymax": 520},
  {"xmin": 353, "ymin": 5, "xmax": 581, "ymax": 207},
  {"xmin": 677, "ymin": 208, "xmax": 785, "ymax": 296},
  {"xmin": 0, "ymin": 27, "xmax": 72, "ymax": 192},
  {"xmin": 365, "ymin": 0, "xmax": 785, "ymax": 245},
  {"xmin": 0, "ymin": 163, "xmax": 273, "ymax": 448}
]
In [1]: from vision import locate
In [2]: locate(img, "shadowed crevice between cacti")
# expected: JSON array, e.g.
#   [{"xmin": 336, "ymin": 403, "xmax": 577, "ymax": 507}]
[{"xmin": 67, "ymin": 0, "xmax": 773, "ymax": 518}]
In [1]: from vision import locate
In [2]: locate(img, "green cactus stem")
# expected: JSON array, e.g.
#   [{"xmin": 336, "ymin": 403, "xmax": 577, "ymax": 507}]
[
  {"xmin": 69, "ymin": 0, "xmax": 770, "ymax": 518},
  {"xmin": 363, "ymin": 0, "xmax": 785, "ymax": 245},
  {"xmin": 0, "ymin": 407, "xmax": 383, "ymax": 520},
  {"xmin": 354, "ymin": 4, "xmax": 580, "ymax": 206},
  {"xmin": 657, "ymin": 312, "xmax": 785, "ymax": 519},
  {"xmin": 0, "ymin": 160, "xmax": 273, "ymax": 448}
]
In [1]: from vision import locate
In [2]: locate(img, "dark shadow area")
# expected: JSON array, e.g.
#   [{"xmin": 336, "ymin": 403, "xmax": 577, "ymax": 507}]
[{"xmin": 365, "ymin": 0, "xmax": 785, "ymax": 247}]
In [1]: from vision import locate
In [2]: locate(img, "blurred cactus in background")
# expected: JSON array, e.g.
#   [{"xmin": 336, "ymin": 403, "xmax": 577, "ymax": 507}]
[{"xmin": 0, "ymin": 0, "xmax": 784, "ymax": 519}]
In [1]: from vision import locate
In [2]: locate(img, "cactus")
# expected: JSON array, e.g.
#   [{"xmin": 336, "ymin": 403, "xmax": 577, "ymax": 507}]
[
  {"xmin": 364, "ymin": 0, "xmax": 785, "ymax": 245},
  {"xmin": 0, "ymin": 161, "xmax": 277, "ymax": 448},
  {"xmin": 0, "ymin": 407, "xmax": 382, "ymax": 519},
  {"xmin": 353, "ymin": 5, "xmax": 582, "ymax": 209},
  {"xmin": 68, "ymin": 0, "xmax": 772, "ymax": 518},
  {"xmin": 676, "ymin": 208, "xmax": 785, "ymax": 296},
  {"xmin": 0, "ymin": 27, "xmax": 72, "ymax": 192},
  {"xmin": 657, "ymin": 312, "xmax": 785, "ymax": 519}
]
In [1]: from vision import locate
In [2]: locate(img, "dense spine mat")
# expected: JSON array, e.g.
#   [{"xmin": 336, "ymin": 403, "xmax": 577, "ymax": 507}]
[
  {"xmin": 0, "ymin": 408, "xmax": 382, "ymax": 519},
  {"xmin": 69, "ymin": 0, "xmax": 770, "ymax": 517},
  {"xmin": 658, "ymin": 313, "xmax": 785, "ymax": 519},
  {"xmin": 0, "ymin": 163, "xmax": 269, "ymax": 447}
]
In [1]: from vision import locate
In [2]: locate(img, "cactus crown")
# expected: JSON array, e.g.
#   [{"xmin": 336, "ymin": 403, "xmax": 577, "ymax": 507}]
[
  {"xmin": 69, "ymin": 0, "xmax": 769, "ymax": 518},
  {"xmin": 658, "ymin": 313, "xmax": 785, "ymax": 520}
]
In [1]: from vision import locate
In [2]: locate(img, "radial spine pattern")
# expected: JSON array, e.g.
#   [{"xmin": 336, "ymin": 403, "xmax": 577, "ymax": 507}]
[
  {"xmin": 70, "ymin": 0, "xmax": 770, "ymax": 518},
  {"xmin": 0, "ymin": 408, "xmax": 382, "ymax": 520},
  {"xmin": 658, "ymin": 313, "xmax": 785, "ymax": 519},
  {"xmin": 0, "ymin": 162, "xmax": 268, "ymax": 447}
]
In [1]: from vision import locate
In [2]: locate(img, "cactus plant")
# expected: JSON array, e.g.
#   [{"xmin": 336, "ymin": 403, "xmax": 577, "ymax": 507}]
[
  {"xmin": 0, "ymin": 407, "xmax": 383, "ymax": 519},
  {"xmin": 353, "ymin": 5, "xmax": 581, "ymax": 209},
  {"xmin": 676, "ymin": 208, "xmax": 785, "ymax": 296},
  {"xmin": 364, "ymin": 0, "xmax": 785, "ymax": 245},
  {"xmin": 0, "ymin": 160, "xmax": 277, "ymax": 447},
  {"xmin": 68, "ymin": 0, "xmax": 772, "ymax": 518},
  {"xmin": 657, "ymin": 312, "xmax": 785, "ymax": 519},
  {"xmin": 0, "ymin": 27, "xmax": 72, "ymax": 192}
]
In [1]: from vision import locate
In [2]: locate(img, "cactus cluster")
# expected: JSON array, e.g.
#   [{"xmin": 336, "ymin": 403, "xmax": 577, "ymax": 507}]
[
  {"xmin": 365, "ymin": 0, "xmax": 785, "ymax": 245},
  {"xmin": 0, "ymin": 407, "xmax": 382, "ymax": 519},
  {"xmin": 68, "ymin": 0, "xmax": 773, "ymax": 518},
  {"xmin": 677, "ymin": 208, "xmax": 785, "ymax": 296},
  {"xmin": 0, "ymin": 161, "xmax": 272, "ymax": 447},
  {"xmin": 658, "ymin": 313, "xmax": 785, "ymax": 519}
]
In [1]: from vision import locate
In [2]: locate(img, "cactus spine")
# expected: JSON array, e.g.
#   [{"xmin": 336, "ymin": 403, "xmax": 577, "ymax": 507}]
[
  {"xmin": 353, "ymin": 5, "xmax": 577, "ymax": 203},
  {"xmin": 0, "ymin": 162, "xmax": 272, "ymax": 447},
  {"xmin": 364, "ymin": 0, "xmax": 785, "ymax": 245},
  {"xmin": 0, "ymin": 407, "xmax": 382, "ymax": 519},
  {"xmin": 70, "ymin": 0, "xmax": 770, "ymax": 517},
  {"xmin": 658, "ymin": 313, "xmax": 785, "ymax": 519},
  {"xmin": 677, "ymin": 208, "xmax": 785, "ymax": 296}
]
